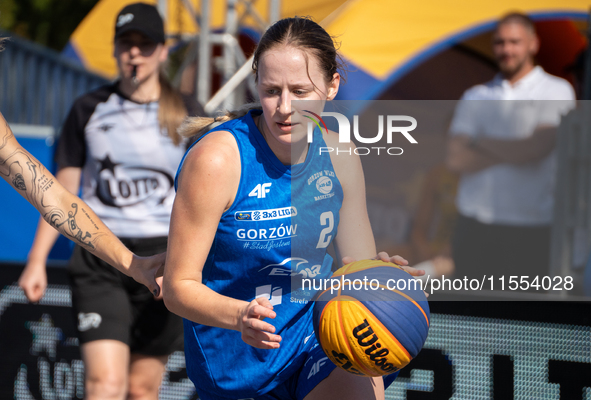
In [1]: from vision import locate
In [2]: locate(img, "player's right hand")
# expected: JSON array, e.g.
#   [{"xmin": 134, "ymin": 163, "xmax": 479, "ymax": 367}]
[
  {"xmin": 18, "ymin": 261, "xmax": 48, "ymax": 303},
  {"xmin": 238, "ymin": 297, "xmax": 282, "ymax": 350},
  {"xmin": 129, "ymin": 252, "xmax": 166, "ymax": 299}
]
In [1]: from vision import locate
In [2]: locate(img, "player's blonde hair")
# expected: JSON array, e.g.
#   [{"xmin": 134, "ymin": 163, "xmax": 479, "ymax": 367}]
[
  {"xmin": 158, "ymin": 69, "xmax": 188, "ymax": 146},
  {"xmin": 178, "ymin": 103, "xmax": 261, "ymax": 140}
]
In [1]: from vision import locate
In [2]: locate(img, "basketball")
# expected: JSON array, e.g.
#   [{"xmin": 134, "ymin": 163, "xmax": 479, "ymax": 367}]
[{"xmin": 312, "ymin": 259, "xmax": 430, "ymax": 376}]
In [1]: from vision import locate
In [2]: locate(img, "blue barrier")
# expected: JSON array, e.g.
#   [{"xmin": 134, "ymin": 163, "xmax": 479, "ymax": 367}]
[{"xmin": 0, "ymin": 31, "xmax": 108, "ymax": 132}]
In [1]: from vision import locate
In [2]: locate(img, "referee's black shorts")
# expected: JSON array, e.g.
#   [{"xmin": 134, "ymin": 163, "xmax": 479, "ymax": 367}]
[{"xmin": 68, "ymin": 236, "xmax": 183, "ymax": 356}]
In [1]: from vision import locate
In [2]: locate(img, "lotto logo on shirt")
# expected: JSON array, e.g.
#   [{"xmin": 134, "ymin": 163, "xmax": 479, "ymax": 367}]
[
  {"xmin": 95, "ymin": 155, "xmax": 174, "ymax": 208},
  {"xmin": 234, "ymin": 207, "xmax": 297, "ymax": 221}
]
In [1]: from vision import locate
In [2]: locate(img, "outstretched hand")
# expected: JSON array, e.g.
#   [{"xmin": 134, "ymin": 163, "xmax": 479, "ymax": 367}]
[
  {"xmin": 238, "ymin": 297, "xmax": 282, "ymax": 349},
  {"xmin": 129, "ymin": 252, "xmax": 166, "ymax": 299}
]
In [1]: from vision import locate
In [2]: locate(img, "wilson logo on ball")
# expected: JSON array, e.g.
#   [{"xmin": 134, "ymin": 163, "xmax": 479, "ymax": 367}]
[
  {"xmin": 353, "ymin": 319, "xmax": 397, "ymax": 373},
  {"xmin": 312, "ymin": 260, "xmax": 430, "ymax": 377}
]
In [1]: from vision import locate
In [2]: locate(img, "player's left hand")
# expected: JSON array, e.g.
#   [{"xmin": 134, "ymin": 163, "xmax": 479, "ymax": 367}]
[
  {"xmin": 342, "ymin": 252, "xmax": 428, "ymax": 296},
  {"xmin": 129, "ymin": 252, "xmax": 167, "ymax": 299},
  {"xmin": 375, "ymin": 251, "xmax": 426, "ymax": 278},
  {"xmin": 342, "ymin": 252, "xmax": 419, "ymax": 274}
]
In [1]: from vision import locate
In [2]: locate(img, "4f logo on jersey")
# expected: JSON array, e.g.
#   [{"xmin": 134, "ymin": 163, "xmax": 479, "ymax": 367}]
[{"xmin": 249, "ymin": 183, "xmax": 272, "ymax": 198}]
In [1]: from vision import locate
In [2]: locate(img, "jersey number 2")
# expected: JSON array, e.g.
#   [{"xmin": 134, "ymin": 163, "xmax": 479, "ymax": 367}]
[{"xmin": 316, "ymin": 211, "xmax": 334, "ymax": 249}]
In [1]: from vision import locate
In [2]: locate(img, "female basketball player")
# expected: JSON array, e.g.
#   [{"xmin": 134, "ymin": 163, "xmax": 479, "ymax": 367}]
[
  {"xmin": 0, "ymin": 39, "xmax": 163, "ymax": 296},
  {"xmin": 18, "ymin": 4, "xmax": 199, "ymax": 399},
  {"xmin": 163, "ymin": 17, "xmax": 422, "ymax": 400}
]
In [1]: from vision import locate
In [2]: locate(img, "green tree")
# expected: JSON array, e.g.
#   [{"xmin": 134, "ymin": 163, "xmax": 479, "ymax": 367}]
[{"xmin": 0, "ymin": 0, "xmax": 100, "ymax": 51}]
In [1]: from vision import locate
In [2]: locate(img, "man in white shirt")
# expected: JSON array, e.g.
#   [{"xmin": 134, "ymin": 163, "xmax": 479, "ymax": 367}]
[{"xmin": 446, "ymin": 12, "xmax": 575, "ymax": 280}]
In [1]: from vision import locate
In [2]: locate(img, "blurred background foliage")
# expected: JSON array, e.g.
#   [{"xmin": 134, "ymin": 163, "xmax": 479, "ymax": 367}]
[{"xmin": 0, "ymin": 0, "xmax": 99, "ymax": 51}]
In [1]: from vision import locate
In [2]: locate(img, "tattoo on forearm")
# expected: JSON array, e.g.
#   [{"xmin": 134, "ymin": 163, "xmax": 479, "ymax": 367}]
[
  {"xmin": 2, "ymin": 151, "xmax": 38, "ymax": 199},
  {"xmin": 46, "ymin": 203, "xmax": 100, "ymax": 250},
  {"xmin": 1, "ymin": 149, "xmax": 54, "ymax": 208},
  {"xmin": 1, "ymin": 147, "xmax": 105, "ymax": 252},
  {"xmin": 13, "ymin": 173, "xmax": 26, "ymax": 190},
  {"xmin": 37, "ymin": 173, "xmax": 55, "ymax": 192},
  {"xmin": 0, "ymin": 120, "xmax": 15, "ymax": 155},
  {"xmin": 81, "ymin": 207, "xmax": 100, "ymax": 231}
]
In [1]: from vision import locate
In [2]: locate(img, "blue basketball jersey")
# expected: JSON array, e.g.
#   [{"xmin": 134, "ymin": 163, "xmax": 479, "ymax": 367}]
[{"xmin": 175, "ymin": 110, "xmax": 343, "ymax": 398}]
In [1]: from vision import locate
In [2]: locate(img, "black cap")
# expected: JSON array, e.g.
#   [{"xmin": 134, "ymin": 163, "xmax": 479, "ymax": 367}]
[{"xmin": 115, "ymin": 3, "xmax": 165, "ymax": 44}]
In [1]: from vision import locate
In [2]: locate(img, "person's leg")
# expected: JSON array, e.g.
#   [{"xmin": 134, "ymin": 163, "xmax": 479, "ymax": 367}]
[
  {"xmin": 127, "ymin": 354, "xmax": 168, "ymax": 400},
  {"xmin": 292, "ymin": 338, "xmax": 396, "ymax": 400},
  {"xmin": 121, "ymin": 237, "xmax": 183, "ymax": 400},
  {"xmin": 69, "ymin": 246, "xmax": 134, "ymax": 399},
  {"xmin": 304, "ymin": 368, "xmax": 384, "ymax": 400},
  {"xmin": 81, "ymin": 340, "xmax": 129, "ymax": 400}
]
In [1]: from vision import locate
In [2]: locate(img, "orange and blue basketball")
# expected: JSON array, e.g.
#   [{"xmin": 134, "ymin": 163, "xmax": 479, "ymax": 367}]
[{"xmin": 312, "ymin": 259, "xmax": 430, "ymax": 376}]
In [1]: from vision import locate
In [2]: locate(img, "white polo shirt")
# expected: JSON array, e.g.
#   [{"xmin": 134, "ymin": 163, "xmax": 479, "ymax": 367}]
[{"xmin": 449, "ymin": 66, "xmax": 575, "ymax": 226}]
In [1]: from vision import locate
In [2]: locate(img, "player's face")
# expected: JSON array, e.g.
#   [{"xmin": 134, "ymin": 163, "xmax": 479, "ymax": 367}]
[
  {"xmin": 256, "ymin": 45, "xmax": 339, "ymax": 148},
  {"xmin": 114, "ymin": 31, "xmax": 168, "ymax": 83},
  {"xmin": 492, "ymin": 23, "xmax": 538, "ymax": 77}
]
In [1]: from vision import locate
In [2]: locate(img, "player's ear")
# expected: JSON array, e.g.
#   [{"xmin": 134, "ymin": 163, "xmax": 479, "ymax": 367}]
[
  {"xmin": 158, "ymin": 44, "xmax": 169, "ymax": 63},
  {"xmin": 529, "ymin": 33, "xmax": 540, "ymax": 56},
  {"xmin": 327, "ymin": 73, "xmax": 340, "ymax": 101}
]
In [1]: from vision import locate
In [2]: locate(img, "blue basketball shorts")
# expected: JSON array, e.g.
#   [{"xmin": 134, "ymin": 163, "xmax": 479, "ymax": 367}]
[{"xmin": 197, "ymin": 334, "xmax": 399, "ymax": 400}]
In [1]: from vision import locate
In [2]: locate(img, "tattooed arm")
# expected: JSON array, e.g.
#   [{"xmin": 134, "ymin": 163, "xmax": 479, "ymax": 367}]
[
  {"xmin": 0, "ymin": 114, "xmax": 164, "ymax": 301},
  {"xmin": 21, "ymin": 167, "xmax": 84, "ymax": 302}
]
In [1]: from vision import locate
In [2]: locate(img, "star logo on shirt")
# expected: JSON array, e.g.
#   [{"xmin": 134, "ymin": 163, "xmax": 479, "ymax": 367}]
[{"xmin": 98, "ymin": 154, "xmax": 121, "ymax": 175}]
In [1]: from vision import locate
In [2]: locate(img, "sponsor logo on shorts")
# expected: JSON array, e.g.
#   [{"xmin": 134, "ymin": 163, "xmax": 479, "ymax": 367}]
[
  {"xmin": 307, "ymin": 356, "xmax": 329, "ymax": 379},
  {"xmin": 352, "ymin": 319, "xmax": 398, "ymax": 373},
  {"xmin": 234, "ymin": 206, "xmax": 297, "ymax": 222},
  {"xmin": 77, "ymin": 312, "xmax": 102, "ymax": 332}
]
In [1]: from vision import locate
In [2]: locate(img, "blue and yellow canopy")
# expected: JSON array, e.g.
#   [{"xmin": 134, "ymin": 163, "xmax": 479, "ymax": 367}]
[{"xmin": 64, "ymin": 0, "xmax": 589, "ymax": 99}]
